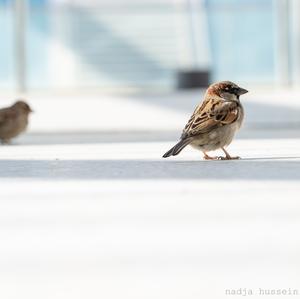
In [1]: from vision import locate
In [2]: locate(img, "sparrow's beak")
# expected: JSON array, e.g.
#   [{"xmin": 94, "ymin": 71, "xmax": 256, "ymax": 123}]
[
  {"xmin": 29, "ymin": 108, "xmax": 34, "ymax": 113},
  {"xmin": 237, "ymin": 87, "xmax": 248, "ymax": 95}
]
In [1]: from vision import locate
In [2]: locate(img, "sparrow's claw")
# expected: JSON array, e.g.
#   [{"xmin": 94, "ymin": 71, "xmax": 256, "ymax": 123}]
[
  {"xmin": 221, "ymin": 148, "xmax": 240, "ymax": 160},
  {"xmin": 231, "ymin": 156, "xmax": 241, "ymax": 160},
  {"xmin": 219, "ymin": 156, "xmax": 241, "ymax": 160},
  {"xmin": 203, "ymin": 154, "xmax": 219, "ymax": 160}
]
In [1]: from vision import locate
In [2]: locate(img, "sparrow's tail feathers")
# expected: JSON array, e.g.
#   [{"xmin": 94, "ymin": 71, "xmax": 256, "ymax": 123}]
[{"xmin": 162, "ymin": 138, "xmax": 191, "ymax": 158}]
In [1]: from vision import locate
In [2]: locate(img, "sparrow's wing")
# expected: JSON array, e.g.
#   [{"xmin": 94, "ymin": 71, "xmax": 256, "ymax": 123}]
[
  {"xmin": 0, "ymin": 108, "xmax": 15, "ymax": 126},
  {"xmin": 181, "ymin": 98, "xmax": 239, "ymax": 139}
]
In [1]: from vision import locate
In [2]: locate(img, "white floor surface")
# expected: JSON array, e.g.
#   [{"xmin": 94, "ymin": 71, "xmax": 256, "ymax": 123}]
[{"xmin": 0, "ymin": 137, "xmax": 299, "ymax": 299}]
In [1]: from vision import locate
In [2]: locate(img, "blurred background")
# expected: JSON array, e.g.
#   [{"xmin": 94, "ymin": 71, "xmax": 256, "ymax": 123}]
[
  {"xmin": 0, "ymin": 0, "xmax": 299, "ymax": 136},
  {"xmin": 0, "ymin": 0, "xmax": 299, "ymax": 92}
]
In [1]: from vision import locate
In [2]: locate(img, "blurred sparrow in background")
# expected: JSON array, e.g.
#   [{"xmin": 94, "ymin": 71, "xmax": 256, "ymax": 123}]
[
  {"xmin": 0, "ymin": 100, "xmax": 33, "ymax": 144},
  {"xmin": 163, "ymin": 81, "xmax": 248, "ymax": 160}
]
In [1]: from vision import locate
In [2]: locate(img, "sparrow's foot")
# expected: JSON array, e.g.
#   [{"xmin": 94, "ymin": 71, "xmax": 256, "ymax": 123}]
[
  {"xmin": 203, "ymin": 153, "xmax": 219, "ymax": 160},
  {"xmin": 219, "ymin": 155, "xmax": 241, "ymax": 160},
  {"xmin": 203, "ymin": 156, "xmax": 219, "ymax": 160},
  {"xmin": 221, "ymin": 147, "xmax": 240, "ymax": 160}
]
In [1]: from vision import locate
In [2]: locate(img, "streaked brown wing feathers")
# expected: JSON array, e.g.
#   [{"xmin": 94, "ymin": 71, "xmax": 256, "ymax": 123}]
[{"xmin": 181, "ymin": 99, "xmax": 239, "ymax": 139}]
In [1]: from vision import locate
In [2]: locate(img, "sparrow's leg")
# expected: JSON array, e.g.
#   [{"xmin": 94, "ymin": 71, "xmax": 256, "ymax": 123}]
[
  {"xmin": 220, "ymin": 147, "xmax": 240, "ymax": 160},
  {"xmin": 203, "ymin": 152, "xmax": 219, "ymax": 160},
  {"xmin": 1, "ymin": 139, "xmax": 11, "ymax": 145}
]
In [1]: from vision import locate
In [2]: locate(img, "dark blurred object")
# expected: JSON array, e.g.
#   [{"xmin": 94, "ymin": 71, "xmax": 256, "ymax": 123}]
[{"xmin": 176, "ymin": 69, "xmax": 210, "ymax": 89}]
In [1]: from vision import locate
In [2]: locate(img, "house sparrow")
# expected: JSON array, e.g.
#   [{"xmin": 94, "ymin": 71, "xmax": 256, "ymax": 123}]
[
  {"xmin": 0, "ymin": 100, "xmax": 33, "ymax": 144},
  {"xmin": 163, "ymin": 81, "xmax": 248, "ymax": 160}
]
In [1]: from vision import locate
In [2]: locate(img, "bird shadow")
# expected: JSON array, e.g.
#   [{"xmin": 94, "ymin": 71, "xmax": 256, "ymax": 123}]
[
  {"xmin": 170, "ymin": 156, "xmax": 300, "ymax": 162},
  {"xmin": 240, "ymin": 156, "xmax": 300, "ymax": 161},
  {"xmin": 0, "ymin": 159, "xmax": 299, "ymax": 180}
]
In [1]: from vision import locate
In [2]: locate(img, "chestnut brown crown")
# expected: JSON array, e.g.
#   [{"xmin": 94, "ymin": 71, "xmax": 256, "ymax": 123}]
[{"xmin": 207, "ymin": 81, "xmax": 248, "ymax": 98}]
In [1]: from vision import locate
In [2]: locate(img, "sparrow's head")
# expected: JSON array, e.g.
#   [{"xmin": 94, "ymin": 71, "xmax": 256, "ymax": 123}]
[
  {"xmin": 12, "ymin": 100, "xmax": 33, "ymax": 114},
  {"xmin": 207, "ymin": 81, "xmax": 248, "ymax": 101}
]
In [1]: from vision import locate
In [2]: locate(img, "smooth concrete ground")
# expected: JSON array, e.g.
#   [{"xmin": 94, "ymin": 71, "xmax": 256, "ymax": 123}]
[
  {"xmin": 0, "ymin": 90, "xmax": 299, "ymax": 298},
  {"xmin": 0, "ymin": 134, "xmax": 300, "ymax": 299}
]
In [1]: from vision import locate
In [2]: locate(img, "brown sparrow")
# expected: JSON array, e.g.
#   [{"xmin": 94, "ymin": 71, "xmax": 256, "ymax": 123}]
[
  {"xmin": 163, "ymin": 81, "xmax": 248, "ymax": 160},
  {"xmin": 0, "ymin": 100, "xmax": 33, "ymax": 144}
]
